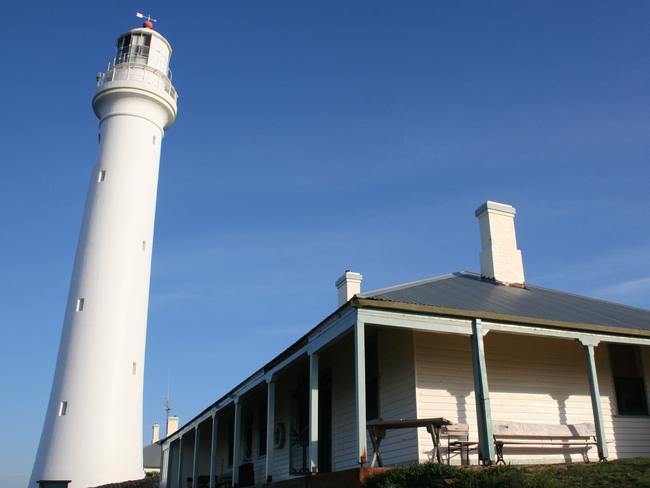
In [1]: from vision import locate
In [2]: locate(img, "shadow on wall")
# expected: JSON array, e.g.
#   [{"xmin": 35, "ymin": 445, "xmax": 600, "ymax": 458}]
[
  {"xmin": 452, "ymin": 389, "xmax": 471, "ymax": 426},
  {"xmin": 429, "ymin": 333, "xmax": 614, "ymax": 463},
  {"xmin": 550, "ymin": 393, "xmax": 573, "ymax": 463}
]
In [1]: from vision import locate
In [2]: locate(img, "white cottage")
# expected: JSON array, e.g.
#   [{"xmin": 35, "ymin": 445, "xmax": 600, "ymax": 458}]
[{"xmin": 159, "ymin": 201, "xmax": 650, "ymax": 488}]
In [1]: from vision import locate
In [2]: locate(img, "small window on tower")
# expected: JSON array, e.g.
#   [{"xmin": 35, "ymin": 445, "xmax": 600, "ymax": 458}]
[
  {"xmin": 98, "ymin": 133, "xmax": 101, "ymax": 143},
  {"xmin": 98, "ymin": 170, "xmax": 106, "ymax": 182},
  {"xmin": 58, "ymin": 401, "xmax": 68, "ymax": 416},
  {"xmin": 76, "ymin": 298, "xmax": 85, "ymax": 312},
  {"xmin": 132, "ymin": 362, "xmax": 137, "ymax": 375},
  {"xmin": 153, "ymin": 135, "xmax": 156, "ymax": 145},
  {"xmin": 142, "ymin": 240, "xmax": 147, "ymax": 252}
]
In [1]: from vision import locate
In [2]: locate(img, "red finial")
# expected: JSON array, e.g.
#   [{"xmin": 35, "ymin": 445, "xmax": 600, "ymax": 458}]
[{"xmin": 143, "ymin": 20, "xmax": 154, "ymax": 29}]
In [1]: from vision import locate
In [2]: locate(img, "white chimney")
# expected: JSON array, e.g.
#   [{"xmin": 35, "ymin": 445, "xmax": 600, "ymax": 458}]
[
  {"xmin": 152, "ymin": 423, "xmax": 160, "ymax": 443},
  {"xmin": 166, "ymin": 416, "xmax": 179, "ymax": 437},
  {"xmin": 335, "ymin": 270, "xmax": 363, "ymax": 306},
  {"xmin": 475, "ymin": 201, "xmax": 525, "ymax": 285}
]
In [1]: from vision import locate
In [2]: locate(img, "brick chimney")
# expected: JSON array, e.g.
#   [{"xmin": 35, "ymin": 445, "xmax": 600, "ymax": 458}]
[
  {"xmin": 475, "ymin": 201, "xmax": 525, "ymax": 285},
  {"xmin": 335, "ymin": 270, "xmax": 363, "ymax": 306}
]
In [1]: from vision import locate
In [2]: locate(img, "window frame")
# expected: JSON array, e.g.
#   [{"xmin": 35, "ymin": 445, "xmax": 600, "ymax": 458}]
[{"xmin": 610, "ymin": 344, "xmax": 650, "ymax": 417}]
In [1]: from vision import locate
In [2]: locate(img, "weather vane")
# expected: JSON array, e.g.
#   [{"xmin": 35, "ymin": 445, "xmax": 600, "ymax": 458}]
[{"xmin": 136, "ymin": 11, "xmax": 158, "ymax": 24}]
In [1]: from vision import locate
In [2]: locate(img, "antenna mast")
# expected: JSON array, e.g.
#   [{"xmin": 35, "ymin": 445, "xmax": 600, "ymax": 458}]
[{"xmin": 164, "ymin": 372, "xmax": 172, "ymax": 435}]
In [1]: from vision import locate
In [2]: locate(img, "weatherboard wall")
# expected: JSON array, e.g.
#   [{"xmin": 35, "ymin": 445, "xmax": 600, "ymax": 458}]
[
  {"xmin": 414, "ymin": 331, "xmax": 650, "ymax": 463},
  {"xmin": 375, "ymin": 328, "xmax": 419, "ymax": 465},
  {"xmin": 328, "ymin": 328, "xmax": 418, "ymax": 470},
  {"xmin": 330, "ymin": 334, "xmax": 358, "ymax": 471},
  {"xmin": 196, "ymin": 419, "xmax": 212, "ymax": 477},
  {"xmin": 271, "ymin": 363, "xmax": 301, "ymax": 481}
]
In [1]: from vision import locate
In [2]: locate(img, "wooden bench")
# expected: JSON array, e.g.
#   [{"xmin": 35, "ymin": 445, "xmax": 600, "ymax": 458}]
[
  {"xmin": 440, "ymin": 423, "xmax": 478, "ymax": 465},
  {"xmin": 493, "ymin": 421, "xmax": 597, "ymax": 465}
]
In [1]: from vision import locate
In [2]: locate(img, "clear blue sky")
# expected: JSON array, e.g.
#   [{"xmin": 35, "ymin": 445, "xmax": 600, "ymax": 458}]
[{"xmin": 2, "ymin": 1, "xmax": 650, "ymax": 486}]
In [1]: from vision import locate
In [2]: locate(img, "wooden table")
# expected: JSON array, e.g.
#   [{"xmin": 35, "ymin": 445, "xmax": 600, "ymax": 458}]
[{"xmin": 367, "ymin": 417, "xmax": 451, "ymax": 467}]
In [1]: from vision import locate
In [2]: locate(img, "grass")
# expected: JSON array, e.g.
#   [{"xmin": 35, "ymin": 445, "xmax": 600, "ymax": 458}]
[{"xmin": 364, "ymin": 458, "xmax": 650, "ymax": 488}]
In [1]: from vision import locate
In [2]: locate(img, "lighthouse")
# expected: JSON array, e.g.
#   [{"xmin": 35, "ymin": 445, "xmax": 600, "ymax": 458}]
[{"xmin": 30, "ymin": 19, "xmax": 177, "ymax": 488}]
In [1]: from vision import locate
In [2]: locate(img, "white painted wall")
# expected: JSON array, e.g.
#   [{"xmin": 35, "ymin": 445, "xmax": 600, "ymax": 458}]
[
  {"xmin": 180, "ymin": 434, "xmax": 195, "ymax": 486},
  {"xmin": 196, "ymin": 420, "xmax": 213, "ymax": 477},
  {"xmin": 29, "ymin": 25, "xmax": 177, "ymax": 488},
  {"xmin": 376, "ymin": 329, "xmax": 418, "ymax": 465},
  {"xmin": 271, "ymin": 367, "xmax": 297, "ymax": 481},
  {"xmin": 145, "ymin": 29, "xmax": 172, "ymax": 74},
  {"xmin": 414, "ymin": 331, "xmax": 650, "ymax": 464},
  {"xmin": 237, "ymin": 389, "xmax": 267, "ymax": 484},
  {"xmin": 215, "ymin": 408, "xmax": 235, "ymax": 482},
  {"xmin": 331, "ymin": 336, "xmax": 358, "ymax": 471},
  {"xmin": 329, "ymin": 328, "xmax": 418, "ymax": 470}
]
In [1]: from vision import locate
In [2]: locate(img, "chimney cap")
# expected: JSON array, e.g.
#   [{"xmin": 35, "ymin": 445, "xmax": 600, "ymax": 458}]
[
  {"xmin": 475, "ymin": 200, "xmax": 516, "ymax": 218},
  {"xmin": 335, "ymin": 271, "xmax": 363, "ymax": 288}
]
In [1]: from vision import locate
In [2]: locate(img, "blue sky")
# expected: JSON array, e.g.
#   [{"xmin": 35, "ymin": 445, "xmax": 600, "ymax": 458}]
[{"xmin": 2, "ymin": 1, "xmax": 650, "ymax": 486}]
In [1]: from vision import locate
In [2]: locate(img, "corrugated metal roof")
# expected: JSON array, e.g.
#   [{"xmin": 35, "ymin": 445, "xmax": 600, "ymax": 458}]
[
  {"xmin": 143, "ymin": 443, "xmax": 161, "ymax": 468},
  {"xmin": 359, "ymin": 272, "xmax": 650, "ymax": 333}
]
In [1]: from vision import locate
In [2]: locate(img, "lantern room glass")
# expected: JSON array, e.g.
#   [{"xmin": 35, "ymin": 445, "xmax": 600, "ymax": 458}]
[{"xmin": 116, "ymin": 33, "xmax": 152, "ymax": 66}]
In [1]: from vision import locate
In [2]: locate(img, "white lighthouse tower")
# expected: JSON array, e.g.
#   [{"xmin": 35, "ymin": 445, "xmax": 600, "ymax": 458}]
[{"xmin": 30, "ymin": 18, "xmax": 177, "ymax": 488}]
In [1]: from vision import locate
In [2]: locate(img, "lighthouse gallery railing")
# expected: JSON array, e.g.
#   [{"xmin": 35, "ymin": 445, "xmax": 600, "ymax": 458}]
[{"xmin": 96, "ymin": 61, "xmax": 177, "ymax": 101}]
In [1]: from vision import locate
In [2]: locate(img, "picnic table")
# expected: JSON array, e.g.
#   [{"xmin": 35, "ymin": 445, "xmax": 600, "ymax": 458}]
[{"xmin": 367, "ymin": 417, "xmax": 451, "ymax": 467}]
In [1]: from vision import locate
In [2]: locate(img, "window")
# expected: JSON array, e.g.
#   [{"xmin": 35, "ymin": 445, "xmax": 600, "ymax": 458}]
[
  {"xmin": 97, "ymin": 170, "xmax": 106, "ymax": 182},
  {"xmin": 258, "ymin": 398, "xmax": 267, "ymax": 456},
  {"xmin": 58, "ymin": 401, "xmax": 68, "ymax": 416},
  {"xmin": 153, "ymin": 134, "xmax": 156, "ymax": 145},
  {"xmin": 366, "ymin": 330, "xmax": 379, "ymax": 420},
  {"xmin": 76, "ymin": 298, "xmax": 85, "ymax": 312},
  {"xmin": 142, "ymin": 240, "xmax": 147, "ymax": 252},
  {"xmin": 132, "ymin": 362, "xmax": 137, "ymax": 375},
  {"xmin": 610, "ymin": 344, "xmax": 648, "ymax": 415}
]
